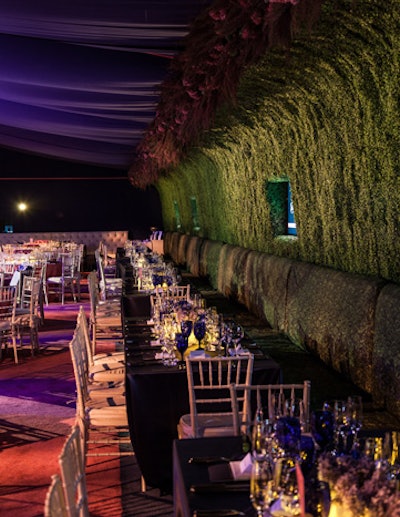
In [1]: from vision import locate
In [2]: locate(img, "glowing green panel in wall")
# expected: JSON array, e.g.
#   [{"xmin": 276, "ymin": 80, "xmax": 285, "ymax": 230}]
[
  {"xmin": 190, "ymin": 196, "xmax": 200, "ymax": 233},
  {"xmin": 173, "ymin": 200, "xmax": 182, "ymax": 231},
  {"xmin": 266, "ymin": 180, "xmax": 297, "ymax": 236}
]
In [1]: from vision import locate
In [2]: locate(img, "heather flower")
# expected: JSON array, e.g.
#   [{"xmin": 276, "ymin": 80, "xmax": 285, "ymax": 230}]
[{"xmin": 318, "ymin": 452, "xmax": 400, "ymax": 516}]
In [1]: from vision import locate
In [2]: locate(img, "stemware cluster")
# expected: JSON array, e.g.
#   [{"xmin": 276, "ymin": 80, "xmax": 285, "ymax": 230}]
[
  {"xmin": 311, "ymin": 396, "xmax": 363, "ymax": 456},
  {"xmin": 151, "ymin": 288, "xmax": 247, "ymax": 367},
  {"xmin": 220, "ymin": 320, "xmax": 245, "ymax": 356},
  {"xmin": 249, "ymin": 400, "xmax": 306, "ymax": 516}
]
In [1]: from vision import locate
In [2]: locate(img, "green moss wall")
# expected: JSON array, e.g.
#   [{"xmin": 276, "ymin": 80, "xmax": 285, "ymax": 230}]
[{"xmin": 157, "ymin": 0, "xmax": 400, "ymax": 283}]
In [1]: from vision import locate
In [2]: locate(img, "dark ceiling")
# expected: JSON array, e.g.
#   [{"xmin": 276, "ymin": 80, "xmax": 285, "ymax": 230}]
[{"xmin": 0, "ymin": 0, "xmax": 211, "ymax": 176}]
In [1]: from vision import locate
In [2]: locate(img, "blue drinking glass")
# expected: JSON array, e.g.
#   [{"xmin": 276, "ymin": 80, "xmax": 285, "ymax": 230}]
[
  {"xmin": 180, "ymin": 319, "xmax": 193, "ymax": 339},
  {"xmin": 275, "ymin": 416, "xmax": 301, "ymax": 458},
  {"xmin": 175, "ymin": 332, "xmax": 189, "ymax": 365},
  {"xmin": 193, "ymin": 317, "xmax": 206, "ymax": 350},
  {"xmin": 311, "ymin": 410, "xmax": 334, "ymax": 453}
]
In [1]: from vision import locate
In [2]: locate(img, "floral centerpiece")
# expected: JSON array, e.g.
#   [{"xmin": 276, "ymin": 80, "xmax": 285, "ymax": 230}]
[{"xmin": 318, "ymin": 452, "xmax": 400, "ymax": 517}]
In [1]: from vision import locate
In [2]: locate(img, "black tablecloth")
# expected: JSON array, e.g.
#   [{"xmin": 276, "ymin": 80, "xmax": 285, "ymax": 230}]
[
  {"xmin": 173, "ymin": 436, "xmax": 255, "ymax": 517},
  {"xmin": 125, "ymin": 353, "xmax": 281, "ymax": 492}
]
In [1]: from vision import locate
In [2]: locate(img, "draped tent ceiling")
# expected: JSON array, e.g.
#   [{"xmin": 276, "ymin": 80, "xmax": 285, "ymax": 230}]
[
  {"xmin": 0, "ymin": 0, "xmax": 212, "ymax": 178},
  {"xmin": 0, "ymin": 0, "xmax": 321, "ymax": 187}
]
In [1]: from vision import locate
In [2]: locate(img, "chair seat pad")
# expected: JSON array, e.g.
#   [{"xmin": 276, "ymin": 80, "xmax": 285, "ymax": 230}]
[
  {"xmin": 87, "ymin": 405, "xmax": 128, "ymax": 427},
  {"xmin": 15, "ymin": 308, "xmax": 30, "ymax": 316},
  {"xmin": 96, "ymin": 315, "xmax": 121, "ymax": 327},
  {"xmin": 178, "ymin": 413, "xmax": 235, "ymax": 439},
  {"xmin": 14, "ymin": 313, "xmax": 40, "ymax": 325},
  {"xmin": 0, "ymin": 321, "xmax": 11, "ymax": 331},
  {"xmin": 92, "ymin": 351, "xmax": 125, "ymax": 365},
  {"xmin": 89, "ymin": 364, "xmax": 125, "ymax": 383},
  {"xmin": 47, "ymin": 276, "xmax": 71, "ymax": 283},
  {"xmin": 87, "ymin": 389, "xmax": 126, "ymax": 405},
  {"xmin": 88, "ymin": 382, "xmax": 126, "ymax": 400}
]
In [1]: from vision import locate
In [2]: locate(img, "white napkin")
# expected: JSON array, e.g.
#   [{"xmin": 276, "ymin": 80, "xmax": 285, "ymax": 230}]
[{"xmin": 229, "ymin": 452, "xmax": 252, "ymax": 480}]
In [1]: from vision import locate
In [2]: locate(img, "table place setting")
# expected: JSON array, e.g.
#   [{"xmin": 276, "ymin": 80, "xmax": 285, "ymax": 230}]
[
  {"xmin": 207, "ymin": 452, "xmax": 253, "ymax": 483},
  {"xmin": 193, "ymin": 510, "xmax": 246, "ymax": 517},
  {"xmin": 174, "ymin": 393, "xmax": 400, "ymax": 517}
]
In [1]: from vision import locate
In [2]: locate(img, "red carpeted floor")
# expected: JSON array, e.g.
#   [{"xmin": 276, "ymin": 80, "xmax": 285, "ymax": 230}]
[{"xmin": 0, "ymin": 291, "xmax": 173, "ymax": 517}]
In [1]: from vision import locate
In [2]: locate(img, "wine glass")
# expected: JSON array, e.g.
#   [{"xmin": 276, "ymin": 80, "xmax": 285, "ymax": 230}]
[
  {"xmin": 275, "ymin": 416, "xmax": 301, "ymax": 459},
  {"xmin": 311, "ymin": 410, "xmax": 334, "ymax": 453},
  {"xmin": 175, "ymin": 332, "xmax": 189, "ymax": 367},
  {"xmin": 275, "ymin": 456, "xmax": 301, "ymax": 516},
  {"xmin": 333, "ymin": 399, "xmax": 354, "ymax": 454},
  {"xmin": 347, "ymin": 395, "xmax": 363, "ymax": 450},
  {"xmin": 231, "ymin": 324, "xmax": 245, "ymax": 354},
  {"xmin": 193, "ymin": 316, "xmax": 206, "ymax": 350},
  {"xmin": 252, "ymin": 410, "xmax": 278, "ymax": 462},
  {"xmin": 180, "ymin": 319, "xmax": 193, "ymax": 339},
  {"xmin": 250, "ymin": 458, "xmax": 277, "ymax": 517}
]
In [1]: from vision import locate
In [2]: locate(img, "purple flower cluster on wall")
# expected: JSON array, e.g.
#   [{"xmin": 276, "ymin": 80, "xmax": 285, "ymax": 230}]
[{"xmin": 128, "ymin": 0, "xmax": 322, "ymax": 188}]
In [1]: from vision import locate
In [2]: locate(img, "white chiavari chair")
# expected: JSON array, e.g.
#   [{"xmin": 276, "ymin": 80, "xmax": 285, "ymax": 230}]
[
  {"xmin": 87, "ymin": 271, "xmax": 123, "ymax": 354},
  {"xmin": 58, "ymin": 426, "xmax": 89, "ymax": 517},
  {"xmin": 229, "ymin": 381, "xmax": 312, "ymax": 436},
  {"xmin": 177, "ymin": 354, "xmax": 254, "ymax": 439},
  {"xmin": 44, "ymin": 474, "xmax": 68, "ymax": 517},
  {"xmin": 69, "ymin": 332, "xmax": 132, "ymax": 457}
]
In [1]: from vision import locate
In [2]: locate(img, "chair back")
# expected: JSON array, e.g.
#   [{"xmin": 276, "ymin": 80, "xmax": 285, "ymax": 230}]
[
  {"xmin": 0, "ymin": 285, "xmax": 17, "ymax": 317},
  {"xmin": 230, "ymin": 381, "xmax": 311, "ymax": 435},
  {"xmin": 19, "ymin": 275, "xmax": 41, "ymax": 317},
  {"xmin": 185, "ymin": 354, "xmax": 254, "ymax": 438},
  {"xmin": 73, "ymin": 245, "xmax": 84, "ymax": 273},
  {"xmin": 9, "ymin": 270, "xmax": 21, "ymax": 287},
  {"xmin": 44, "ymin": 474, "xmax": 68, "ymax": 517},
  {"xmin": 95, "ymin": 249, "xmax": 121, "ymax": 300},
  {"xmin": 87, "ymin": 271, "xmax": 100, "ymax": 309},
  {"xmin": 61, "ymin": 253, "xmax": 75, "ymax": 280},
  {"xmin": 167, "ymin": 284, "xmax": 191, "ymax": 302},
  {"xmin": 0, "ymin": 286, "xmax": 18, "ymax": 362},
  {"xmin": 69, "ymin": 333, "xmax": 90, "ymax": 419},
  {"xmin": 59, "ymin": 426, "xmax": 89, "ymax": 517},
  {"xmin": 75, "ymin": 306, "xmax": 93, "ymax": 370}
]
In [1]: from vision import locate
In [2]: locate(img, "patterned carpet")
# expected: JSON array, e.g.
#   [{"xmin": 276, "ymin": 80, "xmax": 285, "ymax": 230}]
[{"xmin": 0, "ymin": 295, "xmax": 173, "ymax": 517}]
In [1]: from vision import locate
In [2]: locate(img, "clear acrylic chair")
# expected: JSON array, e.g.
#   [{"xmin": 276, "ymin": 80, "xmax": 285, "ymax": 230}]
[
  {"xmin": 14, "ymin": 275, "xmax": 41, "ymax": 356},
  {"xmin": 47, "ymin": 252, "xmax": 77, "ymax": 305},
  {"xmin": 0, "ymin": 286, "xmax": 18, "ymax": 363},
  {"xmin": 95, "ymin": 249, "xmax": 122, "ymax": 302}
]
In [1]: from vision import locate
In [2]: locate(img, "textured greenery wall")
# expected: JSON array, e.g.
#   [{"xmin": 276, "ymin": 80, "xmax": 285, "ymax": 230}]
[{"xmin": 157, "ymin": 0, "xmax": 400, "ymax": 282}]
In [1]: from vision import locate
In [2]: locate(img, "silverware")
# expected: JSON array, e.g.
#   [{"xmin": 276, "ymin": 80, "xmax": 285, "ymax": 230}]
[
  {"xmin": 188, "ymin": 454, "xmax": 243, "ymax": 464},
  {"xmin": 193, "ymin": 510, "xmax": 245, "ymax": 516},
  {"xmin": 190, "ymin": 482, "xmax": 249, "ymax": 494},
  {"xmin": 188, "ymin": 456, "xmax": 232, "ymax": 464}
]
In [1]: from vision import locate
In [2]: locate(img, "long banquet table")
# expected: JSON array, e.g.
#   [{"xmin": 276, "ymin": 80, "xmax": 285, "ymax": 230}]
[{"xmin": 125, "ymin": 342, "xmax": 281, "ymax": 492}]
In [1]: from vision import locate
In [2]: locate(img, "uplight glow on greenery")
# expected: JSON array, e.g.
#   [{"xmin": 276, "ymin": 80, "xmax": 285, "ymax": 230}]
[{"xmin": 157, "ymin": 0, "xmax": 400, "ymax": 282}]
